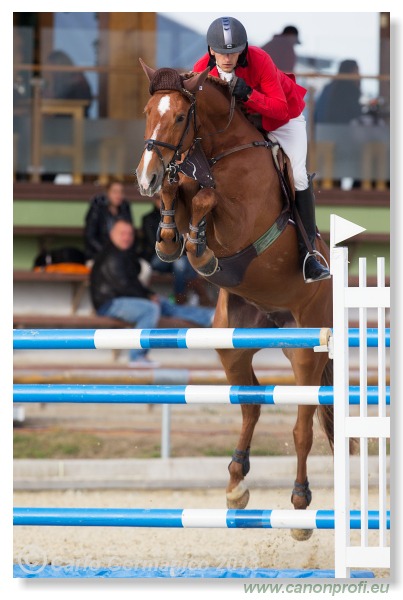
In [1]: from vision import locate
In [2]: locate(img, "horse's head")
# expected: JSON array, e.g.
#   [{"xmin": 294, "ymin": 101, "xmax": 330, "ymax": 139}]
[{"xmin": 136, "ymin": 60, "xmax": 210, "ymax": 197}]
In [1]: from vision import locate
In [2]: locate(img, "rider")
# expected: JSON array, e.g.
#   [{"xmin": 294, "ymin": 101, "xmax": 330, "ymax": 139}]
[{"xmin": 193, "ymin": 16, "xmax": 330, "ymax": 283}]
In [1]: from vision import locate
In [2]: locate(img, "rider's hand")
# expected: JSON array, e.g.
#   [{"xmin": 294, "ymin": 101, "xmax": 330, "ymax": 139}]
[{"xmin": 232, "ymin": 78, "xmax": 252, "ymax": 102}]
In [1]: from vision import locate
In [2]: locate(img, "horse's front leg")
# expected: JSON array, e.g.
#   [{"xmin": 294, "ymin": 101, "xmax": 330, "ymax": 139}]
[
  {"xmin": 185, "ymin": 187, "xmax": 220, "ymax": 276},
  {"xmin": 216, "ymin": 347, "xmax": 261, "ymax": 510},
  {"xmin": 155, "ymin": 183, "xmax": 184, "ymax": 262}
]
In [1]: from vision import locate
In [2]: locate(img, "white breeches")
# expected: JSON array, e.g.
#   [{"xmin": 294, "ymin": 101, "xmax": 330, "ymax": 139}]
[{"xmin": 269, "ymin": 114, "xmax": 309, "ymax": 191}]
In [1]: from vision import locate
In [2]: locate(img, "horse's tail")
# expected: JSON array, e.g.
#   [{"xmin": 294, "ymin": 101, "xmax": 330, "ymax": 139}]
[
  {"xmin": 317, "ymin": 359, "xmax": 357, "ymax": 455},
  {"xmin": 317, "ymin": 360, "xmax": 334, "ymax": 452}
]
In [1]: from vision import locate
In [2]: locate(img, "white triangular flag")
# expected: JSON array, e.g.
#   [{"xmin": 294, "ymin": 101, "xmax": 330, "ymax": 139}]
[{"xmin": 330, "ymin": 214, "xmax": 366, "ymax": 248}]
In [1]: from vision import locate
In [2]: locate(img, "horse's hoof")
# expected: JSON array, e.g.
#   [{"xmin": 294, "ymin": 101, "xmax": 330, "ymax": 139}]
[
  {"xmin": 155, "ymin": 239, "xmax": 184, "ymax": 263},
  {"xmin": 290, "ymin": 528, "xmax": 314, "ymax": 541},
  {"xmin": 226, "ymin": 481, "xmax": 250, "ymax": 509},
  {"xmin": 196, "ymin": 255, "xmax": 218, "ymax": 277}
]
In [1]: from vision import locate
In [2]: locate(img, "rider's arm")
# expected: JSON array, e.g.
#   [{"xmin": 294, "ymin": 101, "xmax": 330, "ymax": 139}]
[{"xmin": 243, "ymin": 52, "xmax": 289, "ymax": 122}]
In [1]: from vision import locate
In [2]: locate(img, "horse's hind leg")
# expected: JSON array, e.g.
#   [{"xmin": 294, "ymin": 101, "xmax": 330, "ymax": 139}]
[{"xmin": 284, "ymin": 346, "xmax": 330, "ymax": 541}]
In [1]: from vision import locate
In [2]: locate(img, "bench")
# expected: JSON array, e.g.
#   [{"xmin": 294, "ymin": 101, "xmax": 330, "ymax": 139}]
[
  {"xmin": 13, "ymin": 269, "xmax": 187, "ymax": 314},
  {"xmin": 12, "ymin": 314, "xmax": 202, "ymax": 330}
]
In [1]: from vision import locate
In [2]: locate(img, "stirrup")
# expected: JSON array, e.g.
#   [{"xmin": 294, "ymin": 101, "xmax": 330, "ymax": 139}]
[{"xmin": 302, "ymin": 250, "xmax": 331, "ymax": 283}]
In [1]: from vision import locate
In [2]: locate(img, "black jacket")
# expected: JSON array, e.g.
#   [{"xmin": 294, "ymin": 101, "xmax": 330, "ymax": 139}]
[
  {"xmin": 90, "ymin": 241, "xmax": 154, "ymax": 311},
  {"xmin": 141, "ymin": 207, "xmax": 160, "ymax": 261},
  {"xmin": 84, "ymin": 195, "xmax": 134, "ymax": 260}
]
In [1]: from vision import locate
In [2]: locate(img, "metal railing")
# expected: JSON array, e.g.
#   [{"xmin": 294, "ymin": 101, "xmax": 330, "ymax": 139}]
[{"xmin": 13, "ymin": 64, "xmax": 390, "ymax": 188}]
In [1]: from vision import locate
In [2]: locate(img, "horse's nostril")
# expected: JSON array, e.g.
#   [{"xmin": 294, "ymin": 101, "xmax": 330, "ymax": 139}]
[{"xmin": 150, "ymin": 174, "xmax": 157, "ymax": 188}]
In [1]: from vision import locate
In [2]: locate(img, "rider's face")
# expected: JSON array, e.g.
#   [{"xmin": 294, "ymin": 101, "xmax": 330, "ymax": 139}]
[{"xmin": 210, "ymin": 49, "xmax": 241, "ymax": 73}]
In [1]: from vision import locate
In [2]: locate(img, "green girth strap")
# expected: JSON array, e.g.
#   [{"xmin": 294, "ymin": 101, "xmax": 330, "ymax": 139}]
[{"xmin": 253, "ymin": 215, "xmax": 289, "ymax": 256}]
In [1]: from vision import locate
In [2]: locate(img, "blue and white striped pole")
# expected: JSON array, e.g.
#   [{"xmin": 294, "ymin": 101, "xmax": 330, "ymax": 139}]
[
  {"xmin": 13, "ymin": 328, "xmax": 390, "ymax": 350},
  {"xmin": 13, "ymin": 507, "xmax": 390, "ymax": 530},
  {"xmin": 13, "ymin": 384, "xmax": 390, "ymax": 405}
]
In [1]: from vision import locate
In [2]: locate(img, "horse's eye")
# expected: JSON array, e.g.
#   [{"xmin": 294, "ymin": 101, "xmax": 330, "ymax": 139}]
[{"xmin": 176, "ymin": 114, "xmax": 186, "ymax": 123}]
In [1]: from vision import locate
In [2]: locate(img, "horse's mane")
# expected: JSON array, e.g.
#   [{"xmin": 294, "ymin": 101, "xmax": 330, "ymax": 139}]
[
  {"xmin": 183, "ymin": 71, "xmax": 250, "ymax": 120},
  {"xmin": 183, "ymin": 71, "xmax": 229, "ymax": 89}
]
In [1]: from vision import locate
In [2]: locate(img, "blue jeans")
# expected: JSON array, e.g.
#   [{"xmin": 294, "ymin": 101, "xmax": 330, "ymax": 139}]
[
  {"xmin": 98, "ymin": 296, "xmax": 215, "ymax": 361},
  {"xmin": 150, "ymin": 254, "xmax": 196, "ymax": 295}
]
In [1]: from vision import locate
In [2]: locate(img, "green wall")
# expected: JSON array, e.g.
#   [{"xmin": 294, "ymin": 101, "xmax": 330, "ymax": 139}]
[{"xmin": 14, "ymin": 200, "xmax": 154, "ymax": 227}]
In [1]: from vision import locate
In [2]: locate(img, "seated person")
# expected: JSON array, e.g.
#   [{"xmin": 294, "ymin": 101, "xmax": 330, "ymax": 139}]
[
  {"xmin": 141, "ymin": 196, "xmax": 210, "ymax": 305},
  {"xmin": 90, "ymin": 219, "xmax": 215, "ymax": 366},
  {"xmin": 43, "ymin": 49, "xmax": 92, "ymax": 117},
  {"xmin": 84, "ymin": 179, "xmax": 134, "ymax": 262}
]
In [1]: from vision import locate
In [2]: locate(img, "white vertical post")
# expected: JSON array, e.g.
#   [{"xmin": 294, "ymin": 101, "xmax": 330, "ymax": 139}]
[
  {"xmin": 161, "ymin": 404, "xmax": 171, "ymax": 459},
  {"xmin": 359, "ymin": 258, "xmax": 369, "ymax": 546},
  {"xmin": 377, "ymin": 257, "xmax": 387, "ymax": 547},
  {"xmin": 332, "ymin": 241, "xmax": 350, "ymax": 579}
]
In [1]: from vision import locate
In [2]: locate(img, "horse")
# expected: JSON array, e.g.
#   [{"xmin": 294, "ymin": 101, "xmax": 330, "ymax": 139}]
[{"xmin": 136, "ymin": 61, "xmax": 334, "ymax": 541}]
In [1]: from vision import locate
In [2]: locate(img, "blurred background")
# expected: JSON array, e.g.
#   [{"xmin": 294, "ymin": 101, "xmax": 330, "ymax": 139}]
[{"xmin": 13, "ymin": 11, "xmax": 390, "ymax": 462}]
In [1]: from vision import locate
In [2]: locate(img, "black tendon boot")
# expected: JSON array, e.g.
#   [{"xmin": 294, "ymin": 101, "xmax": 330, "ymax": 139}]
[{"xmin": 294, "ymin": 183, "xmax": 331, "ymax": 283}]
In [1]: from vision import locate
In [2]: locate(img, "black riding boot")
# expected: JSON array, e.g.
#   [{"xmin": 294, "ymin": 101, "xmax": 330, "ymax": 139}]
[{"xmin": 295, "ymin": 184, "xmax": 331, "ymax": 283}]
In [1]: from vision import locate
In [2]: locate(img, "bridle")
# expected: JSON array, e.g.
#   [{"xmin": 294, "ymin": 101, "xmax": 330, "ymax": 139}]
[
  {"xmin": 142, "ymin": 93, "xmax": 197, "ymax": 186},
  {"xmin": 141, "ymin": 77, "xmax": 237, "ymax": 252},
  {"xmin": 141, "ymin": 76, "xmax": 238, "ymax": 186}
]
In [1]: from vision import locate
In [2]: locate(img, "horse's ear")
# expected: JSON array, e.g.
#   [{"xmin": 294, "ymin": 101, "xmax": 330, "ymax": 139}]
[
  {"xmin": 182, "ymin": 67, "xmax": 210, "ymax": 93},
  {"xmin": 139, "ymin": 58, "xmax": 156, "ymax": 83}
]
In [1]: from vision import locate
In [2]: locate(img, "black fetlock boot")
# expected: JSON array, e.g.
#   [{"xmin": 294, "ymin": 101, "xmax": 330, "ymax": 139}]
[{"xmin": 294, "ymin": 182, "xmax": 331, "ymax": 283}]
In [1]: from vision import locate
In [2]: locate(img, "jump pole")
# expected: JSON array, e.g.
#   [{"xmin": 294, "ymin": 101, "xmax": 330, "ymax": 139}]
[
  {"xmin": 13, "ymin": 384, "xmax": 390, "ymax": 405},
  {"xmin": 13, "ymin": 507, "xmax": 390, "ymax": 530},
  {"xmin": 13, "ymin": 327, "xmax": 389, "ymax": 350}
]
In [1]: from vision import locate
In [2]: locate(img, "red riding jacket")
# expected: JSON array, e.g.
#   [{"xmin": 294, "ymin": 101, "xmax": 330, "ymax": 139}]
[{"xmin": 193, "ymin": 46, "xmax": 307, "ymax": 132}]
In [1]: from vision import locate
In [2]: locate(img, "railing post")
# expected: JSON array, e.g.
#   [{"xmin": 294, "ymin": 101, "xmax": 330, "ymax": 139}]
[
  {"xmin": 29, "ymin": 77, "xmax": 44, "ymax": 183},
  {"xmin": 332, "ymin": 238, "xmax": 350, "ymax": 579},
  {"xmin": 161, "ymin": 404, "xmax": 171, "ymax": 459}
]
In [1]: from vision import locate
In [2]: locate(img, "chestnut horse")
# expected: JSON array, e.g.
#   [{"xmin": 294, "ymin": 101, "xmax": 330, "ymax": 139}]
[{"xmin": 136, "ymin": 62, "xmax": 333, "ymax": 540}]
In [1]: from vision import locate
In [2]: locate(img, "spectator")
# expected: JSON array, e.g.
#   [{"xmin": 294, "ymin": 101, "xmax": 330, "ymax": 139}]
[
  {"xmin": 141, "ymin": 196, "xmax": 211, "ymax": 305},
  {"xmin": 13, "ymin": 29, "xmax": 30, "ymax": 106},
  {"xmin": 90, "ymin": 220, "xmax": 215, "ymax": 366},
  {"xmin": 84, "ymin": 179, "xmax": 134, "ymax": 262},
  {"xmin": 315, "ymin": 59, "xmax": 362, "ymax": 124},
  {"xmin": 261, "ymin": 25, "xmax": 301, "ymax": 72},
  {"xmin": 42, "ymin": 49, "xmax": 92, "ymax": 117},
  {"xmin": 13, "ymin": 28, "xmax": 31, "ymax": 180}
]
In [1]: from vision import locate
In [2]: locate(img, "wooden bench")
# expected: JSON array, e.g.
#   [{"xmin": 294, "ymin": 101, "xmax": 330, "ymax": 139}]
[
  {"xmin": 14, "ymin": 269, "xmax": 181, "ymax": 314},
  {"xmin": 13, "ymin": 313, "xmax": 203, "ymax": 330}
]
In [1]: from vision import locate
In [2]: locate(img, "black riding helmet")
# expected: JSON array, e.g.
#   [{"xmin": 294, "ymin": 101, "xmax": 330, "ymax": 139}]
[{"xmin": 207, "ymin": 17, "xmax": 249, "ymax": 68}]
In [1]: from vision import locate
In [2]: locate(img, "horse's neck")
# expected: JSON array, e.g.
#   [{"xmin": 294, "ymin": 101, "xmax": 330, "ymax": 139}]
[
  {"xmin": 193, "ymin": 83, "xmax": 282, "ymax": 253},
  {"xmin": 197, "ymin": 84, "xmax": 255, "ymax": 154}
]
